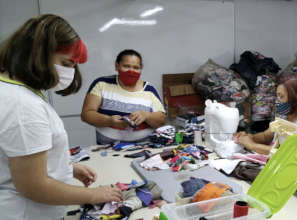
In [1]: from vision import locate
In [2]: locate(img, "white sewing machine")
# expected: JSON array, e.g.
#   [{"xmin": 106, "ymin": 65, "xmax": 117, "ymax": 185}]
[{"xmin": 204, "ymin": 99, "xmax": 243, "ymax": 158}]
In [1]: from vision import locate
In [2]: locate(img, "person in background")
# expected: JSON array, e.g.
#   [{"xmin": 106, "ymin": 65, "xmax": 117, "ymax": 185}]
[
  {"xmin": 81, "ymin": 49, "xmax": 166, "ymax": 144},
  {"xmin": 234, "ymin": 75, "xmax": 297, "ymax": 155},
  {"xmin": 0, "ymin": 14, "xmax": 121, "ymax": 220}
]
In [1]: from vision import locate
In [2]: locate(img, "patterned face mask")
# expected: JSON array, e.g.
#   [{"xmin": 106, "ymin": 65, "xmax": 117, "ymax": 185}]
[{"xmin": 275, "ymin": 100, "xmax": 291, "ymax": 118}]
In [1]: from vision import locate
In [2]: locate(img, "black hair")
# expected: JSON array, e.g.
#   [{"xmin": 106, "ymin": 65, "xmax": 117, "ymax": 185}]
[{"xmin": 115, "ymin": 49, "xmax": 143, "ymax": 67}]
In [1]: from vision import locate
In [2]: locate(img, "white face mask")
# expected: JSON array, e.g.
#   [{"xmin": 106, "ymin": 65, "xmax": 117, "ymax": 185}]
[{"xmin": 53, "ymin": 64, "xmax": 75, "ymax": 91}]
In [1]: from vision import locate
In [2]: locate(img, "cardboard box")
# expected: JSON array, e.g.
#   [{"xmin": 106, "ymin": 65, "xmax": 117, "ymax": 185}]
[
  {"xmin": 169, "ymin": 84, "xmax": 196, "ymax": 96},
  {"xmin": 163, "ymin": 73, "xmax": 205, "ymax": 118}
]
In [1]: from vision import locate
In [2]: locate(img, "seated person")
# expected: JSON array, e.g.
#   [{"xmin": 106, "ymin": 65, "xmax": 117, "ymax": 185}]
[
  {"xmin": 234, "ymin": 76, "xmax": 297, "ymax": 155},
  {"xmin": 81, "ymin": 49, "xmax": 166, "ymax": 144}
]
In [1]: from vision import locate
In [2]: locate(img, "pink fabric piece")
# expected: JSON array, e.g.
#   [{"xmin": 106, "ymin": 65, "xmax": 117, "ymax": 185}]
[
  {"xmin": 115, "ymin": 182, "xmax": 130, "ymax": 191},
  {"xmin": 232, "ymin": 153, "xmax": 269, "ymax": 165}
]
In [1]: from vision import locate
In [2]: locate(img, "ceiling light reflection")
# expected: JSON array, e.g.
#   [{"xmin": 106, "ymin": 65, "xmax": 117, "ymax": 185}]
[
  {"xmin": 140, "ymin": 5, "xmax": 164, "ymax": 18},
  {"xmin": 99, "ymin": 18, "xmax": 156, "ymax": 32}
]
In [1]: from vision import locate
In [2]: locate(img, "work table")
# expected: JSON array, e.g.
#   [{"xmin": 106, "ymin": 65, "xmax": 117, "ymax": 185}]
[{"xmin": 65, "ymin": 145, "xmax": 297, "ymax": 220}]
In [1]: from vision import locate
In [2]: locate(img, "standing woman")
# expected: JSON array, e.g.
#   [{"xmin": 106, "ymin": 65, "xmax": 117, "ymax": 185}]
[
  {"xmin": 81, "ymin": 49, "xmax": 166, "ymax": 144},
  {"xmin": 0, "ymin": 14, "xmax": 121, "ymax": 220}
]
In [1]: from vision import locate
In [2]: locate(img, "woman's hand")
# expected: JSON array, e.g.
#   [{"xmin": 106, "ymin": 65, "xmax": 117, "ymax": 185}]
[
  {"xmin": 233, "ymin": 132, "xmax": 252, "ymax": 142},
  {"xmin": 129, "ymin": 111, "xmax": 149, "ymax": 125},
  {"xmin": 90, "ymin": 185, "xmax": 122, "ymax": 204},
  {"xmin": 234, "ymin": 133, "xmax": 255, "ymax": 151},
  {"xmin": 110, "ymin": 115, "xmax": 128, "ymax": 129},
  {"xmin": 73, "ymin": 163, "xmax": 97, "ymax": 187}
]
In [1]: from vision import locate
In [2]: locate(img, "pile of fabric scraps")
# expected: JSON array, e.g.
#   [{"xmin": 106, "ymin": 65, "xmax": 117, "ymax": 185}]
[
  {"xmin": 169, "ymin": 154, "xmax": 195, "ymax": 172},
  {"xmin": 80, "ymin": 181, "xmax": 165, "ymax": 219},
  {"xmin": 175, "ymin": 116, "xmax": 205, "ymax": 144},
  {"xmin": 210, "ymin": 156, "xmax": 265, "ymax": 183},
  {"xmin": 178, "ymin": 144, "xmax": 212, "ymax": 160},
  {"xmin": 149, "ymin": 119, "xmax": 206, "ymax": 147},
  {"xmin": 168, "ymin": 148, "xmax": 210, "ymax": 172},
  {"xmin": 149, "ymin": 125, "xmax": 176, "ymax": 147},
  {"xmin": 180, "ymin": 177, "xmax": 232, "ymax": 212},
  {"xmin": 183, "ymin": 122, "xmax": 205, "ymax": 134},
  {"xmin": 181, "ymin": 115, "xmax": 205, "ymax": 131},
  {"xmin": 193, "ymin": 59, "xmax": 250, "ymax": 103},
  {"xmin": 139, "ymin": 145, "xmax": 212, "ymax": 172},
  {"xmin": 70, "ymin": 146, "xmax": 90, "ymax": 162}
]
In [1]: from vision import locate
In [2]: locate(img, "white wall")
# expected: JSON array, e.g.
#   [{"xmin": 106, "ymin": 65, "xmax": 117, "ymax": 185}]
[
  {"xmin": 1, "ymin": 0, "xmax": 297, "ymax": 147},
  {"xmin": 41, "ymin": 0, "xmax": 234, "ymax": 117},
  {"xmin": 0, "ymin": 0, "xmax": 39, "ymax": 41},
  {"xmin": 234, "ymin": 0, "xmax": 297, "ymax": 68}
]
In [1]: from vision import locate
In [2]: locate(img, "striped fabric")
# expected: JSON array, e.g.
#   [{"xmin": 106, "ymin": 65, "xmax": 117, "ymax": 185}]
[{"xmin": 88, "ymin": 75, "xmax": 165, "ymax": 143}]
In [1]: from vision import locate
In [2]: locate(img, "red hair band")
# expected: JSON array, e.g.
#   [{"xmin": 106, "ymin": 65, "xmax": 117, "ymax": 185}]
[{"xmin": 56, "ymin": 39, "xmax": 88, "ymax": 64}]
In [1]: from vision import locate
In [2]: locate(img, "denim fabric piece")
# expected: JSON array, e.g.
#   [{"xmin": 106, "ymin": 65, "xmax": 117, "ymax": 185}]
[{"xmin": 181, "ymin": 177, "xmax": 209, "ymax": 197}]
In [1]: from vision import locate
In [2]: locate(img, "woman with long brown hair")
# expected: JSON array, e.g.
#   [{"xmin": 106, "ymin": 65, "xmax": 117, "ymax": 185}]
[{"xmin": 0, "ymin": 14, "xmax": 121, "ymax": 220}]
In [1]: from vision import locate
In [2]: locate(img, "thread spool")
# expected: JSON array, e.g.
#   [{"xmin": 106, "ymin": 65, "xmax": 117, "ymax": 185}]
[{"xmin": 233, "ymin": 201, "xmax": 249, "ymax": 218}]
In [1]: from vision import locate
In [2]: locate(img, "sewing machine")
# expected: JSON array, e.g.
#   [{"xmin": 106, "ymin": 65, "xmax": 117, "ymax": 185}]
[{"xmin": 204, "ymin": 99, "xmax": 243, "ymax": 158}]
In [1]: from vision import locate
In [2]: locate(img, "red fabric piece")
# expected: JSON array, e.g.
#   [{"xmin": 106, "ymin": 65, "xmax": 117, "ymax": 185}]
[
  {"xmin": 56, "ymin": 39, "xmax": 87, "ymax": 64},
  {"xmin": 172, "ymin": 165, "xmax": 180, "ymax": 172},
  {"xmin": 170, "ymin": 155, "xmax": 180, "ymax": 164},
  {"xmin": 110, "ymin": 122, "xmax": 149, "ymax": 131}
]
